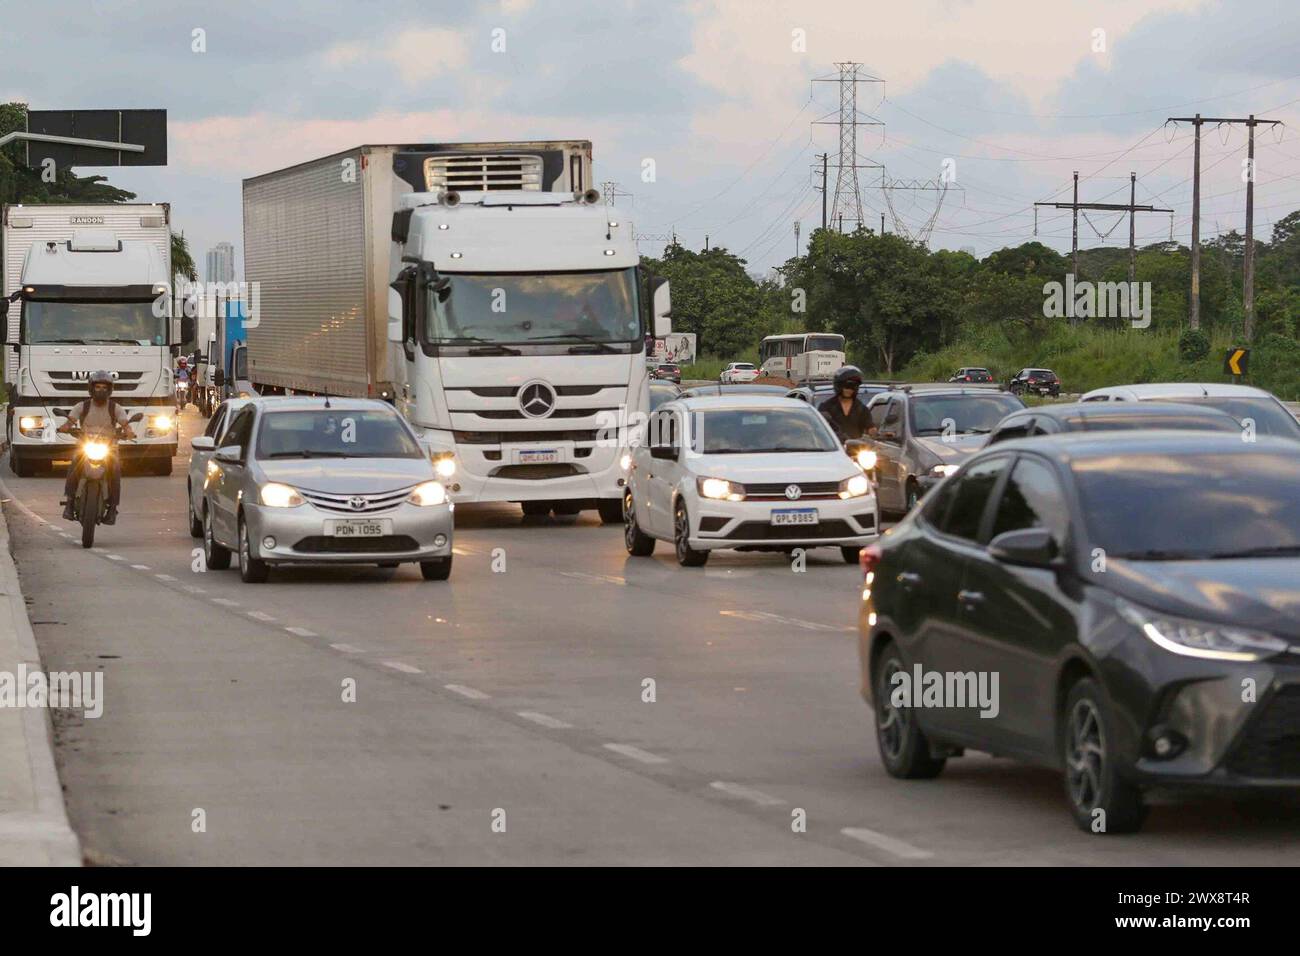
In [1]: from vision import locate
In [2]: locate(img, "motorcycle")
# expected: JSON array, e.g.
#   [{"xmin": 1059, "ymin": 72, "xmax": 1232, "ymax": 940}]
[
  {"xmin": 175, "ymin": 378, "xmax": 190, "ymax": 412},
  {"xmin": 67, "ymin": 414, "xmax": 143, "ymax": 548}
]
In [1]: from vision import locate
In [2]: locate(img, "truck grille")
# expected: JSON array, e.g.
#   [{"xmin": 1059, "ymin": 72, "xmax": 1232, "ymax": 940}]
[
  {"xmin": 46, "ymin": 370, "xmax": 146, "ymax": 393},
  {"xmin": 488, "ymin": 464, "xmax": 581, "ymax": 480},
  {"xmin": 299, "ymin": 487, "xmax": 413, "ymax": 514},
  {"xmin": 423, "ymin": 155, "xmax": 544, "ymax": 192}
]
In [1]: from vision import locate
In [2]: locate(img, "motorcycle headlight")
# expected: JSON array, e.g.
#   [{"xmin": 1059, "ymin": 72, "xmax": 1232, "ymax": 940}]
[
  {"xmin": 930, "ymin": 464, "xmax": 959, "ymax": 478},
  {"xmin": 1117, "ymin": 599, "xmax": 1288, "ymax": 662},
  {"xmin": 698, "ymin": 477, "xmax": 744, "ymax": 501},
  {"xmin": 150, "ymin": 414, "xmax": 174, "ymax": 431},
  {"xmin": 855, "ymin": 449, "xmax": 877, "ymax": 471},
  {"xmin": 408, "ymin": 481, "xmax": 448, "ymax": 507},
  {"xmin": 838, "ymin": 473, "xmax": 871, "ymax": 498},
  {"xmin": 259, "ymin": 482, "xmax": 304, "ymax": 508},
  {"xmin": 82, "ymin": 440, "xmax": 110, "ymax": 463}
]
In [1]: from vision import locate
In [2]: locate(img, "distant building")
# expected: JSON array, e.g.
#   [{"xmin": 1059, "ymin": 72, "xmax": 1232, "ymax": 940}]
[{"xmin": 205, "ymin": 242, "xmax": 235, "ymax": 283}]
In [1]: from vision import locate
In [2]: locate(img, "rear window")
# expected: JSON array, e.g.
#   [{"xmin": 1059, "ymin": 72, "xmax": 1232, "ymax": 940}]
[
  {"xmin": 1161, "ymin": 396, "xmax": 1300, "ymax": 439},
  {"xmin": 1067, "ymin": 413, "xmax": 1239, "ymax": 434}
]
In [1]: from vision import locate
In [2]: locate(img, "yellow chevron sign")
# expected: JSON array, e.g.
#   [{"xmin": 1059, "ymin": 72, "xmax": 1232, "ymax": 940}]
[{"xmin": 1224, "ymin": 348, "xmax": 1249, "ymax": 376}]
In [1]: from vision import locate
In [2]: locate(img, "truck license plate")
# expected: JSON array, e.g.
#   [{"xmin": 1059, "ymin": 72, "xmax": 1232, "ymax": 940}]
[
  {"xmin": 519, "ymin": 448, "xmax": 560, "ymax": 464},
  {"xmin": 327, "ymin": 519, "xmax": 389, "ymax": 538},
  {"xmin": 771, "ymin": 508, "xmax": 818, "ymax": 526}
]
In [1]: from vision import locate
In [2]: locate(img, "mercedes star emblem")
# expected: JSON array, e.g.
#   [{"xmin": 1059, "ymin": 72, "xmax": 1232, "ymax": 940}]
[{"xmin": 519, "ymin": 381, "xmax": 556, "ymax": 419}]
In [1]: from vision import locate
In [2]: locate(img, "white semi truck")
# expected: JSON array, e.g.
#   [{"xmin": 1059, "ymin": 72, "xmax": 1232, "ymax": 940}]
[
  {"xmin": 242, "ymin": 141, "xmax": 670, "ymax": 521},
  {"xmin": 2, "ymin": 204, "xmax": 178, "ymax": 476}
]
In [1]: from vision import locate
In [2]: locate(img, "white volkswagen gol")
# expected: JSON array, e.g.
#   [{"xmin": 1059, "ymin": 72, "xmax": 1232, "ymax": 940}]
[{"xmin": 624, "ymin": 395, "xmax": 879, "ymax": 566}]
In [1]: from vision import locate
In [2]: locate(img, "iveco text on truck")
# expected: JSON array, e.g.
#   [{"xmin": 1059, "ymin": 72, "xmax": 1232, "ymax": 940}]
[
  {"xmin": 242, "ymin": 141, "xmax": 670, "ymax": 521},
  {"xmin": 3, "ymin": 204, "xmax": 178, "ymax": 476}
]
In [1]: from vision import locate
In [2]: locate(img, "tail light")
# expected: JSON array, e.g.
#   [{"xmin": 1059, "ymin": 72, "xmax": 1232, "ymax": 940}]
[
  {"xmin": 963, "ymin": 376, "xmax": 970, "ymax": 381},
  {"xmin": 859, "ymin": 543, "xmax": 882, "ymax": 580}
]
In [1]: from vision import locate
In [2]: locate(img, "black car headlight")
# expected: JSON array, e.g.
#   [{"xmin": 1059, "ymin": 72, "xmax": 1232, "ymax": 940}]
[{"xmin": 1117, "ymin": 599, "xmax": 1288, "ymax": 662}]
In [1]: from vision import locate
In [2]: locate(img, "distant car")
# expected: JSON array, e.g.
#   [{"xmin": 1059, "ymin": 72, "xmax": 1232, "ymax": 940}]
[
  {"xmin": 649, "ymin": 381, "xmax": 681, "ymax": 411},
  {"xmin": 949, "ymin": 367, "xmax": 993, "ymax": 384},
  {"xmin": 863, "ymin": 386, "xmax": 1025, "ymax": 514},
  {"xmin": 651, "ymin": 363, "xmax": 681, "ymax": 384},
  {"xmin": 625, "ymin": 395, "xmax": 879, "ymax": 566},
  {"xmin": 787, "ymin": 382, "xmax": 891, "ymax": 407},
  {"xmin": 985, "ymin": 401, "xmax": 1242, "ymax": 446},
  {"xmin": 186, "ymin": 397, "xmax": 253, "ymax": 538},
  {"xmin": 1078, "ymin": 383, "xmax": 1300, "ymax": 439},
  {"xmin": 720, "ymin": 362, "xmax": 760, "ymax": 384},
  {"xmin": 200, "ymin": 398, "xmax": 454, "ymax": 583},
  {"xmin": 859, "ymin": 431, "xmax": 1300, "ymax": 832},
  {"xmin": 679, "ymin": 383, "xmax": 790, "ymax": 398},
  {"xmin": 1008, "ymin": 368, "xmax": 1061, "ymax": 397}
]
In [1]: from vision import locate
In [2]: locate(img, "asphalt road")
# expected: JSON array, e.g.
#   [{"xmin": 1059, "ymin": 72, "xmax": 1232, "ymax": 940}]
[{"xmin": 4, "ymin": 407, "xmax": 1298, "ymax": 865}]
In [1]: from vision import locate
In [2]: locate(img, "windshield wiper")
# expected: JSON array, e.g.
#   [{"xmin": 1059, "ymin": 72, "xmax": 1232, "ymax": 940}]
[
  {"xmin": 1207, "ymin": 545, "xmax": 1300, "ymax": 559},
  {"xmin": 88, "ymin": 338, "xmax": 147, "ymax": 345},
  {"xmin": 1112, "ymin": 549, "xmax": 1207, "ymax": 561},
  {"xmin": 470, "ymin": 345, "xmax": 521, "ymax": 356},
  {"xmin": 39, "ymin": 338, "xmax": 88, "ymax": 344},
  {"xmin": 529, "ymin": 333, "xmax": 619, "ymax": 353},
  {"xmin": 264, "ymin": 450, "xmax": 351, "ymax": 459},
  {"xmin": 434, "ymin": 337, "xmax": 522, "ymax": 356}
]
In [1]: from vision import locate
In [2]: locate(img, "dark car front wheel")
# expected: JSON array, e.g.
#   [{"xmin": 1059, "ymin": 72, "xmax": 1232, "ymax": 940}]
[
  {"xmin": 873, "ymin": 642, "xmax": 946, "ymax": 779},
  {"xmin": 1061, "ymin": 678, "xmax": 1146, "ymax": 833}
]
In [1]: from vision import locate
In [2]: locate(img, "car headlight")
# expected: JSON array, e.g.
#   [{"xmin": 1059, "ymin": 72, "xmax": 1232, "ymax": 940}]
[
  {"xmin": 619, "ymin": 453, "xmax": 632, "ymax": 471},
  {"xmin": 930, "ymin": 464, "xmax": 959, "ymax": 478},
  {"xmin": 150, "ymin": 414, "xmax": 174, "ymax": 431},
  {"xmin": 431, "ymin": 452, "xmax": 456, "ymax": 478},
  {"xmin": 1117, "ymin": 599, "xmax": 1288, "ymax": 662},
  {"xmin": 259, "ymin": 482, "xmax": 304, "ymax": 508},
  {"xmin": 82, "ymin": 440, "xmax": 110, "ymax": 463},
  {"xmin": 839, "ymin": 473, "xmax": 871, "ymax": 498},
  {"xmin": 408, "ymin": 480, "xmax": 448, "ymax": 507},
  {"xmin": 855, "ymin": 449, "xmax": 877, "ymax": 471},
  {"xmin": 698, "ymin": 477, "xmax": 744, "ymax": 501}
]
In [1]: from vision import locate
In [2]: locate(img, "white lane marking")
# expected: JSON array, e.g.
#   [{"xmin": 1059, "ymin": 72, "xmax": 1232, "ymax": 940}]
[
  {"xmin": 211, "ymin": 597, "xmax": 240, "ymax": 607},
  {"xmin": 91, "ymin": 548, "xmax": 107, "ymax": 554},
  {"xmin": 328, "ymin": 641, "xmax": 362, "ymax": 651},
  {"xmin": 445, "ymin": 683, "xmax": 489, "ymax": 700},
  {"xmin": 709, "ymin": 781, "xmax": 787, "ymax": 807},
  {"xmin": 840, "ymin": 827, "xmax": 934, "ymax": 860},
  {"xmin": 130, "ymin": 564, "xmax": 150, "ymax": 570},
  {"xmin": 247, "ymin": 610, "xmax": 276, "ymax": 622},
  {"xmin": 105, "ymin": 554, "xmax": 124, "ymax": 561},
  {"xmin": 603, "ymin": 743, "xmax": 669, "ymax": 765},
  {"xmin": 182, "ymin": 585, "xmax": 206, "ymax": 594},
  {"xmin": 719, "ymin": 609, "xmax": 854, "ymax": 633},
  {"xmin": 154, "ymin": 573, "xmax": 177, "ymax": 582},
  {"xmin": 283, "ymin": 625, "xmax": 317, "ymax": 637},
  {"xmin": 517, "ymin": 711, "xmax": 572, "ymax": 729},
  {"xmin": 60, "ymin": 534, "xmax": 74, "ymax": 540},
  {"xmin": 382, "ymin": 660, "xmax": 422, "ymax": 674},
  {"xmin": 559, "ymin": 570, "xmax": 626, "ymax": 586}
]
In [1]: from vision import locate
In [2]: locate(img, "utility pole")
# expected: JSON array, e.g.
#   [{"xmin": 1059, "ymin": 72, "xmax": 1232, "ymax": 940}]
[
  {"xmin": 1168, "ymin": 113, "xmax": 1281, "ymax": 337},
  {"xmin": 794, "ymin": 221, "xmax": 800, "ymax": 257},
  {"xmin": 1036, "ymin": 172, "xmax": 1171, "ymax": 325},
  {"xmin": 881, "ymin": 213, "xmax": 885, "ymax": 235},
  {"xmin": 820, "ymin": 153, "xmax": 828, "ymax": 230},
  {"xmin": 812, "ymin": 63, "xmax": 884, "ymax": 234},
  {"xmin": 704, "ymin": 234, "xmax": 709, "ymax": 252}
]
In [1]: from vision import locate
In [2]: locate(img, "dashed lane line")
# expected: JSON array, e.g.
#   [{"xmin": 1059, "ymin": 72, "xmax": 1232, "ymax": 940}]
[
  {"xmin": 516, "ymin": 711, "xmax": 573, "ymax": 730},
  {"xmin": 840, "ymin": 827, "xmax": 934, "ymax": 861},
  {"xmin": 381, "ymin": 661, "xmax": 422, "ymax": 674},
  {"xmin": 603, "ymin": 743, "xmax": 669, "ymax": 765},
  {"xmin": 709, "ymin": 781, "xmax": 787, "ymax": 807},
  {"xmin": 445, "ymin": 683, "xmax": 489, "ymax": 700}
]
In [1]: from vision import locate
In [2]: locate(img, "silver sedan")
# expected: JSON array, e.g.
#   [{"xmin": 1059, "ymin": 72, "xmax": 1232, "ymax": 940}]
[{"xmin": 200, "ymin": 398, "xmax": 454, "ymax": 583}]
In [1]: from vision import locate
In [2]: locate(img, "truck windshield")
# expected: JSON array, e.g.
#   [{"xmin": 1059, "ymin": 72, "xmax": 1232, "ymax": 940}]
[
  {"xmin": 427, "ymin": 269, "xmax": 640, "ymax": 346},
  {"xmin": 23, "ymin": 300, "xmax": 167, "ymax": 346}
]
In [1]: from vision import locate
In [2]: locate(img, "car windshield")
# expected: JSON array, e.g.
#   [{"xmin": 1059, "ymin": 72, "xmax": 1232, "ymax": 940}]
[
  {"xmin": 1160, "ymin": 396, "xmax": 1300, "ymax": 439},
  {"xmin": 911, "ymin": 394, "xmax": 1023, "ymax": 435},
  {"xmin": 1074, "ymin": 450, "xmax": 1300, "ymax": 559},
  {"xmin": 427, "ymin": 269, "xmax": 640, "ymax": 346},
  {"xmin": 255, "ymin": 410, "xmax": 424, "ymax": 459},
  {"xmin": 691, "ymin": 407, "xmax": 839, "ymax": 454},
  {"xmin": 23, "ymin": 299, "xmax": 167, "ymax": 346}
]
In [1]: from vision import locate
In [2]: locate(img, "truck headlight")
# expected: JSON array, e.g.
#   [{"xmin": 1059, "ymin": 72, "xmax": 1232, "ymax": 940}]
[
  {"xmin": 408, "ymin": 481, "xmax": 448, "ymax": 506},
  {"xmin": 259, "ymin": 482, "xmax": 304, "ymax": 508},
  {"xmin": 150, "ymin": 414, "xmax": 174, "ymax": 431},
  {"xmin": 838, "ymin": 474, "xmax": 871, "ymax": 498},
  {"xmin": 431, "ymin": 452, "xmax": 456, "ymax": 478},
  {"xmin": 18, "ymin": 416, "xmax": 45, "ymax": 436},
  {"xmin": 930, "ymin": 464, "xmax": 959, "ymax": 478},
  {"xmin": 1117, "ymin": 599, "xmax": 1288, "ymax": 661},
  {"xmin": 698, "ymin": 477, "xmax": 744, "ymax": 501},
  {"xmin": 82, "ymin": 440, "xmax": 110, "ymax": 463}
]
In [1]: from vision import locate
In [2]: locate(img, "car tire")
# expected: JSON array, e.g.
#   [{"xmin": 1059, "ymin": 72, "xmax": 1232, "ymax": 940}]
[
  {"xmin": 904, "ymin": 479, "xmax": 920, "ymax": 513},
  {"xmin": 203, "ymin": 504, "xmax": 231, "ymax": 570},
  {"xmin": 187, "ymin": 482, "xmax": 203, "ymax": 538},
  {"xmin": 840, "ymin": 546, "xmax": 860, "ymax": 565},
  {"xmin": 672, "ymin": 499, "xmax": 708, "ymax": 567},
  {"xmin": 520, "ymin": 501, "xmax": 551, "ymax": 518},
  {"xmin": 1061, "ymin": 677, "xmax": 1146, "ymax": 834},
  {"xmin": 624, "ymin": 490, "xmax": 655, "ymax": 557},
  {"xmin": 873, "ymin": 641, "xmax": 946, "ymax": 779},
  {"xmin": 597, "ymin": 499, "xmax": 623, "ymax": 524},
  {"xmin": 420, "ymin": 556, "xmax": 452, "ymax": 580},
  {"xmin": 238, "ymin": 515, "xmax": 270, "ymax": 584}
]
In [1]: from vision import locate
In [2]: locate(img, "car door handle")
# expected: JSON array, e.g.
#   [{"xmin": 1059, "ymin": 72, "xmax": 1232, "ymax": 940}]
[
  {"xmin": 957, "ymin": 589, "xmax": 985, "ymax": 608},
  {"xmin": 897, "ymin": 571, "xmax": 922, "ymax": 588}
]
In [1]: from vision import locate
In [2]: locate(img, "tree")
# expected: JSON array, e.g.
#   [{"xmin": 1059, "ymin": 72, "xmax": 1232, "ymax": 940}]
[{"xmin": 172, "ymin": 233, "xmax": 198, "ymax": 281}]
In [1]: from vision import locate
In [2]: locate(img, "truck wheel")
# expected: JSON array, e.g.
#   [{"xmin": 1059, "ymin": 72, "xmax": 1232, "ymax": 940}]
[
  {"xmin": 9, "ymin": 452, "xmax": 33, "ymax": 478},
  {"xmin": 597, "ymin": 499, "xmax": 623, "ymax": 524},
  {"xmin": 80, "ymin": 483, "xmax": 100, "ymax": 549},
  {"xmin": 420, "ymin": 556, "xmax": 453, "ymax": 580}
]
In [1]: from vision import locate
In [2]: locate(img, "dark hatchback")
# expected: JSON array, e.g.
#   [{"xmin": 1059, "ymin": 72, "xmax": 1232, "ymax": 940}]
[
  {"xmin": 984, "ymin": 401, "xmax": 1242, "ymax": 445},
  {"xmin": 858, "ymin": 432, "xmax": 1300, "ymax": 832}
]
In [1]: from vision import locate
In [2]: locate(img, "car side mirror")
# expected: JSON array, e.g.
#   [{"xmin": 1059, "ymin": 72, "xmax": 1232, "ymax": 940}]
[
  {"xmin": 650, "ymin": 444, "xmax": 678, "ymax": 461},
  {"xmin": 989, "ymin": 527, "xmax": 1060, "ymax": 568},
  {"xmin": 191, "ymin": 436, "xmax": 215, "ymax": 451},
  {"xmin": 214, "ymin": 445, "xmax": 242, "ymax": 463},
  {"xmin": 387, "ymin": 287, "xmax": 405, "ymax": 343}
]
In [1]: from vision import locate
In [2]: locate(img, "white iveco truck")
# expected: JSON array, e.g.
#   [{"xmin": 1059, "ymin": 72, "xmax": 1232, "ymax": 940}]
[
  {"xmin": 2, "ymin": 204, "xmax": 178, "ymax": 476},
  {"xmin": 242, "ymin": 141, "xmax": 670, "ymax": 521}
]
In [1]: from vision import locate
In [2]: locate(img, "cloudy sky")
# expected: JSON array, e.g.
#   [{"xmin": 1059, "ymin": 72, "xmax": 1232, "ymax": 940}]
[{"xmin": 5, "ymin": 0, "xmax": 1299, "ymax": 277}]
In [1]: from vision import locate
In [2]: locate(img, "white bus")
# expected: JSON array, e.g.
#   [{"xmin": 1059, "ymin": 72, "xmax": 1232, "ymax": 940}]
[{"xmin": 758, "ymin": 332, "xmax": 846, "ymax": 383}]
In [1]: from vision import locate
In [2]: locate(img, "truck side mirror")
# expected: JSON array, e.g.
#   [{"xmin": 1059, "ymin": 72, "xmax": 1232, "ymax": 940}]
[
  {"xmin": 652, "ymin": 279, "xmax": 671, "ymax": 338},
  {"xmin": 387, "ymin": 287, "xmax": 404, "ymax": 343},
  {"xmin": 0, "ymin": 299, "xmax": 8, "ymax": 345}
]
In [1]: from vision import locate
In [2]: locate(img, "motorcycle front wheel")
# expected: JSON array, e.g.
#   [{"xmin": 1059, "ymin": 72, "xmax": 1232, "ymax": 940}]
[{"xmin": 80, "ymin": 481, "xmax": 100, "ymax": 549}]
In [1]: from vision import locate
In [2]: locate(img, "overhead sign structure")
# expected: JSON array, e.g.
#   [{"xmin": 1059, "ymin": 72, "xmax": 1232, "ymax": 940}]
[
  {"xmin": 1224, "ymin": 347, "xmax": 1250, "ymax": 377},
  {"xmin": 2, "ymin": 109, "xmax": 167, "ymax": 169}
]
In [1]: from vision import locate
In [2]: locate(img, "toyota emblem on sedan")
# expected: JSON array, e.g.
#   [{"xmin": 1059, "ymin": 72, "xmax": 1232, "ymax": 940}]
[
  {"xmin": 349, "ymin": 496, "xmax": 367, "ymax": 511},
  {"xmin": 785, "ymin": 484, "xmax": 802, "ymax": 500},
  {"xmin": 519, "ymin": 381, "xmax": 556, "ymax": 419}
]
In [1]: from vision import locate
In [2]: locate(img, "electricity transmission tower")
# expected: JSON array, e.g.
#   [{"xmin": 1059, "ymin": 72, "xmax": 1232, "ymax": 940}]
[
  {"xmin": 813, "ymin": 63, "xmax": 883, "ymax": 233},
  {"xmin": 879, "ymin": 177, "xmax": 963, "ymax": 247}
]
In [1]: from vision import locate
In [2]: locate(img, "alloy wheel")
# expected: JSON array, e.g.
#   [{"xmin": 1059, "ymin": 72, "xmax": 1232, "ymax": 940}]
[
  {"xmin": 876, "ymin": 658, "xmax": 908, "ymax": 761},
  {"xmin": 1066, "ymin": 698, "xmax": 1105, "ymax": 812}
]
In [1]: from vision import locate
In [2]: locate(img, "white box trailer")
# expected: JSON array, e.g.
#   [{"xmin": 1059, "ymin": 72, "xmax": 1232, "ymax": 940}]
[{"xmin": 241, "ymin": 141, "xmax": 593, "ymax": 397}]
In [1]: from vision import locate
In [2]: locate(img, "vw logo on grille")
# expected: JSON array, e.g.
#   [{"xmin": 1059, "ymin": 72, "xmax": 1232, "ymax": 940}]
[
  {"xmin": 519, "ymin": 380, "xmax": 556, "ymax": 419},
  {"xmin": 349, "ymin": 496, "xmax": 367, "ymax": 511},
  {"xmin": 784, "ymin": 484, "xmax": 802, "ymax": 500}
]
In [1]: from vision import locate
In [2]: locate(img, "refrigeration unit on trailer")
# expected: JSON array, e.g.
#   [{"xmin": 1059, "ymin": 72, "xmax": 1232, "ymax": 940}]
[
  {"xmin": 242, "ymin": 141, "xmax": 671, "ymax": 522},
  {"xmin": 2, "ymin": 203, "xmax": 179, "ymax": 476}
]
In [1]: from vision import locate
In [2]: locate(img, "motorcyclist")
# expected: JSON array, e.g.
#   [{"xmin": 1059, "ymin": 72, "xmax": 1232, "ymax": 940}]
[
  {"xmin": 175, "ymin": 357, "xmax": 191, "ymax": 410},
  {"xmin": 818, "ymin": 365, "xmax": 874, "ymax": 441},
  {"xmin": 58, "ymin": 370, "xmax": 134, "ymax": 524}
]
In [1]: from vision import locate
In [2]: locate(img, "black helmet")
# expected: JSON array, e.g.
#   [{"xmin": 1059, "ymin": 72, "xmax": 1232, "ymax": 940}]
[
  {"xmin": 833, "ymin": 365, "xmax": 863, "ymax": 392},
  {"xmin": 87, "ymin": 369, "xmax": 114, "ymax": 396}
]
